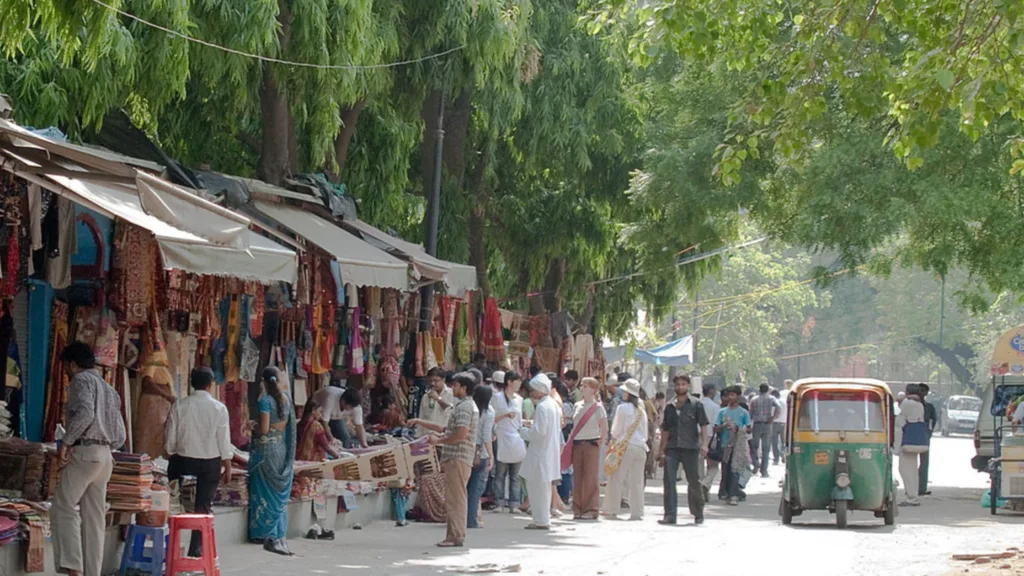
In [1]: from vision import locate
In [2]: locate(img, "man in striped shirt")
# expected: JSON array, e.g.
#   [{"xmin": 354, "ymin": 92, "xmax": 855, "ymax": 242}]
[{"xmin": 749, "ymin": 383, "xmax": 782, "ymax": 478}]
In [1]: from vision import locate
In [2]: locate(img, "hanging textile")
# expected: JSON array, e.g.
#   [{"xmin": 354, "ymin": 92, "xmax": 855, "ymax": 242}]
[
  {"xmin": 534, "ymin": 346, "xmax": 560, "ymax": 373},
  {"xmin": 421, "ymin": 331, "xmax": 438, "ymax": 371},
  {"xmin": 42, "ymin": 301, "xmax": 69, "ymax": 441},
  {"xmin": 574, "ymin": 334, "xmax": 595, "ymax": 378},
  {"xmin": 348, "ymin": 307, "xmax": 365, "ymax": 375},
  {"xmin": 225, "ymin": 296, "xmax": 241, "ymax": 382},
  {"xmin": 93, "ymin": 310, "xmax": 119, "ymax": 368},
  {"xmin": 110, "ymin": 223, "xmax": 157, "ymax": 326},
  {"xmin": 166, "ymin": 331, "xmax": 198, "ymax": 398},
  {"xmin": 455, "ymin": 302, "xmax": 471, "ymax": 366},
  {"xmin": 0, "ymin": 176, "xmax": 29, "ymax": 299},
  {"xmin": 134, "ymin": 305, "xmax": 174, "ymax": 459},
  {"xmin": 222, "ymin": 380, "xmax": 251, "ymax": 449},
  {"xmin": 482, "ymin": 297, "xmax": 504, "ymax": 363}
]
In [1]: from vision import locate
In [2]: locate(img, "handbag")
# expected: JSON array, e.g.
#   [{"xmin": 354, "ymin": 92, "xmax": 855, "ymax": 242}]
[
  {"xmin": 560, "ymin": 402, "xmax": 600, "ymax": 473},
  {"xmin": 902, "ymin": 420, "xmax": 929, "ymax": 447},
  {"xmin": 706, "ymin": 429, "xmax": 724, "ymax": 463},
  {"xmin": 604, "ymin": 408, "xmax": 645, "ymax": 477}
]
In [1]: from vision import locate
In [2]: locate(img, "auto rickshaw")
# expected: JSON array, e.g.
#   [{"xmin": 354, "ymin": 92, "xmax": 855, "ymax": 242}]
[{"xmin": 779, "ymin": 378, "xmax": 897, "ymax": 528}]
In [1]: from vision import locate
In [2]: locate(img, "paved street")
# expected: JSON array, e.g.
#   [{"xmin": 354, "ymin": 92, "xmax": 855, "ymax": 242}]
[{"xmin": 219, "ymin": 436, "xmax": 1024, "ymax": 576}]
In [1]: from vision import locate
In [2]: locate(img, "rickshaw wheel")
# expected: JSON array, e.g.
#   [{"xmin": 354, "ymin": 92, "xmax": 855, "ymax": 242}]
[
  {"xmin": 835, "ymin": 500, "xmax": 848, "ymax": 528},
  {"xmin": 780, "ymin": 495, "xmax": 793, "ymax": 525},
  {"xmin": 884, "ymin": 503, "xmax": 895, "ymax": 525}
]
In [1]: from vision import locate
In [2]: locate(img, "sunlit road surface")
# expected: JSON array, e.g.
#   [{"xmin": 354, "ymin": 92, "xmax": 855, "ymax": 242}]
[{"xmin": 219, "ymin": 436, "xmax": 1024, "ymax": 576}]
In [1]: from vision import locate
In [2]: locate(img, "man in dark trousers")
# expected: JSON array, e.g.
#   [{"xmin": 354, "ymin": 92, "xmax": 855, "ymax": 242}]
[
  {"xmin": 918, "ymin": 383, "xmax": 937, "ymax": 496},
  {"xmin": 165, "ymin": 367, "xmax": 233, "ymax": 556},
  {"xmin": 657, "ymin": 375, "xmax": 709, "ymax": 525}
]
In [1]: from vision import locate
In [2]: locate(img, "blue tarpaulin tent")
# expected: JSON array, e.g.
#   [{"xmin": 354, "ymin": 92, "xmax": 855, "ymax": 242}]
[{"xmin": 634, "ymin": 335, "xmax": 693, "ymax": 367}]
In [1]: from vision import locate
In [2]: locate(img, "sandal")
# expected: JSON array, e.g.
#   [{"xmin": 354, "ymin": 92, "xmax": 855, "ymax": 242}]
[{"xmin": 436, "ymin": 540, "xmax": 464, "ymax": 548}]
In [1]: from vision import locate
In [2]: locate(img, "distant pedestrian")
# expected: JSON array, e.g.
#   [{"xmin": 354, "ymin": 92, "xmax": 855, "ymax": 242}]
[
  {"xmin": 699, "ymin": 383, "xmax": 722, "ymax": 502},
  {"xmin": 569, "ymin": 377, "xmax": 607, "ymax": 520},
  {"xmin": 716, "ymin": 385, "xmax": 752, "ymax": 505},
  {"xmin": 749, "ymin": 383, "xmax": 781, "ymax": 478},
  {"xmin": 166, "ymin": 367, "xmax": 234, "ymax": 556},
  {"xmin": 521, "ymin": 374, "xmax": 562, "ymax": 530},
  {"xmin": 895, "ymin": 384, "xmax": 929, "ymax": 506},
  {"xmin": 918, "ymin": 384, "xmax": 937, "ymax": 496},
  {"xmin": 53, "ymin": 342, "xmax": 127, "ymax": 576},
  {"xmin": 467, "ymin": 385, "xmax": 495, "ymax": 529},
  {"xmin": 658, "ymin": 375, "xmax": 709, "ymax": 525},
  {"xmin": 770, "ymin": 386, "xmax": 788, "ymax": 465},
  {"xmin": 421, "ymin": 372, "xmax": 479, "ymax": 548},
  {"xmin": 603, "ymin": 379, "xmax": 648, "ymax": 520}
]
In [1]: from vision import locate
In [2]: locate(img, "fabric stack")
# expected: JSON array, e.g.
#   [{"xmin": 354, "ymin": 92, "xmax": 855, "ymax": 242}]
[
  {"xmin": 0, "ymin": 497, "xmax": 49, "ymax": 571},
  {"xmin": 213, "ymin": 471, "xmax": 248, "ymax": 508},
  {"xmin": 107, "ymin": 452, "xmax": 153, "ymax": 512},
  {"xmin": 0, "ymin": 401, "xmax": 12, "ymax": 439},
  {"xmin": 0, "ymin": 438, "xmax": 47, "ymax": 501}
]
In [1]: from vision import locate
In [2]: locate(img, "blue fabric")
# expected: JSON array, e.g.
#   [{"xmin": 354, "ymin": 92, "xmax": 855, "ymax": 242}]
[
  {"xmin": 391, "ymin": 488, "xmax": 408, "ymax": 522},
  {"xmin": 467, "ymin": 461, "xmax": 489, "ymax": 528},
  {"xmin": 557, "ymin": 472, "xmax": 573, "ymax": 503},
  {"xmin": 248, "ymin": 395, "xmax": 296, "ymax": 541},
  {"xmin": 902, "ymin": 421, "xmax": 929, "ymax": 447}
]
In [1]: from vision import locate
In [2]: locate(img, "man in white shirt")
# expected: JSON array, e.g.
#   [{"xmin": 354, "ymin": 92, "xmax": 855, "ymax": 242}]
[
  {"xmin": 418, "ymin": 368, "xmax": 455, "ymax": 438},
  {"xmin": 520, "ymin": 374, "xmax": 561, "ymax": 530},
  {"xmin": 699, "ymin": 383, "xmax": 722, "ymax": 501},
  {"xmin": 165, "ymin": 367, "xmax": 232, "ymax": 556},
  {"xmin": 312, "ymin": 376, "xmax": 349, "ymax": 446}
]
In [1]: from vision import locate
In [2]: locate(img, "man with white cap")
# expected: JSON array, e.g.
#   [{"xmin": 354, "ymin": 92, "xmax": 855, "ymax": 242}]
[{"xmin": 519, "ymin": 373, "xmax": 562, "ymax": 530}]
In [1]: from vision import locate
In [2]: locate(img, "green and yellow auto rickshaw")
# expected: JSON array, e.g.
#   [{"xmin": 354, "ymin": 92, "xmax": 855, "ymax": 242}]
[{"xmin": 779, "ymin": 378, "xmax": 897, "ymax": 528}]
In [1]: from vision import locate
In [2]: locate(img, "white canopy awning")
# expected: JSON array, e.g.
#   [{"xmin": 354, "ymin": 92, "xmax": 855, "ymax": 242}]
[
  {"xmin": 49, "ymin": 176, "xmax": 297, "ymax": 284},
  {"xmin": 254, "ymin": 201, "xmax": 409, "ymax": 290}
]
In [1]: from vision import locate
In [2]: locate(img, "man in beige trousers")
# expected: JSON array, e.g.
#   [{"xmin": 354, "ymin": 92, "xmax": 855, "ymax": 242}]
[
  {"xmin": 411, "ymin": 372, "xmax": 478, "ymax": 547},
  {"xmin": 53, "ymin": 342, "xmax": 127, "ymax": 576}
]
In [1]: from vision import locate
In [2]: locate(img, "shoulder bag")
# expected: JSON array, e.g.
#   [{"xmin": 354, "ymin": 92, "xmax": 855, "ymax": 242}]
[
  {"xmin": 604, "ymin": 408, "xmax": 645, "ymax": 477},
  {"xmin": 560, "ymin": 402, "xmax": 600, "ymax": 473}
]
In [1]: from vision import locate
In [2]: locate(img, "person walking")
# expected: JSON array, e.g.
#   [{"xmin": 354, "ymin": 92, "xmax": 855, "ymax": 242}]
[
  {"xmin": 52, "ymin": 342, "xmax": 127, "ymax": 576},
  {"xmin": 467, "ymin": 385, "xmax": 495, "ymax": 529},
  {"xmin": 568, "ymin": 377, "xmax": 608, "ymax": 520},
  {"xmin": 716, "ymin": 385, "xmax": 752, "ymax": 505},
  {"xmin": 520, "ymin": 374, "xmax": 562, "ymax": 530},
  {"xmin": 699, "ymin": 383, "xmax": 722, "ymax": 503},
  {"xmin": 895, "ymin": 384, "xmax": 929, "ymax": 506},
  {"xmin": 417, "ymin": 373, "xmax": 478, "ymax": 547},
  {"xmin": 918, "ymin": 383, "xmax": 937, "ymax": 496},
  {"xmin": 249, "ymin": 367, "xmax": 296, "ymax": 556},
  {"xmin": 491, "ymin": 371, "xmax": 526, "ymax": 513},
  {"xmin": 749, "ymin": 383, "xmax": 781, "ymax": 478},
  {"xmin": 658, "ymin": 375, "xmax": 709, "ymax": 525},
  {"xmin": 603, "ymin": 378, "xmax": 648, "ymax": 521},
  {"xmin": 165, "ymin": 367, "xmax": 233, "ymax": 557},
  {"xmin": 771, "ymin": 383, "xmax": 790, "ymax": 465}
]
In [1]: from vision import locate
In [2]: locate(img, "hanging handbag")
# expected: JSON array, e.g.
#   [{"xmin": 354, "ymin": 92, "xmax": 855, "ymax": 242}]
[
  {"xmin": 604, "ymin": 409, "xmax": 645, "ymax": 477},
  {"xmin": 560, "ymin": 402, "xmax": 600, "ymax": 473},
  {"xmin": 902, "ymin": 420, "xmax": 929, "ymax": 447}
]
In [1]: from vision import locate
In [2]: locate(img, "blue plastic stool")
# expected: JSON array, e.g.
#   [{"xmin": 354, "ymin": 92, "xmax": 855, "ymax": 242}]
[{"xmin": 119, "ymin": 524, "xmax": 167, "ymax": 576}]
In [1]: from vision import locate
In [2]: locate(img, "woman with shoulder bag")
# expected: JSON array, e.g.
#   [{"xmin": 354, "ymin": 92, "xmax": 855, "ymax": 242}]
[
  {"xmin": 602, "ymin": 379, "xmax": 648, "ymax": 520},
  {"xmin": 566, "ymin": 378, "xmax": 608, "ymax": 519},
  {"xmin": 895, "ymin": 384, "xmax": 929, "ymax": 507}
]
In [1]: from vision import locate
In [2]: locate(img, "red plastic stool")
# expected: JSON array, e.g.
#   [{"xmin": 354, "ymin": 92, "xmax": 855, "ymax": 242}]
[{"xmin": 167, "ymin": 514, "xmax": 219, "ymax": 576}]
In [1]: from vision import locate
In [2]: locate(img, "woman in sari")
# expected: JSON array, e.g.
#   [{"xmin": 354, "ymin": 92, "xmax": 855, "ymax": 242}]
[
  {"xmin": 297, "ymin": 399, "xmax": 340, "ymax": 462},
  {"xmin": 249, "ymin": 367, "xmax": 296, "ymax": 555},
  {"xmin": 134, "ymin": 349, "xmax": 176, "ymax": 458}
]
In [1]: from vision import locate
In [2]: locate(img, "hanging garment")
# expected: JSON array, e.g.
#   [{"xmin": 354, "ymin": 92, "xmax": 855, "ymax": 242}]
[
  {"xmin": 482, "ymin": 297, "xmax": 504, "ymax": 363},
  {"xmin": 93, "ymin": 310, "xmax": 120, "ymax": 368},
  {"xmin": 110, "ymin": 223, "xmax": 156, "ymax": 326},
  {"xmin": 46, "ymin": 196, "xmax": 75, "ymax": 289},
  {"xmin": 348, "ymin": 308, "xmax": 365, "ymax": 374},
  {"xmin": 165, "ymin": 331, "xmax": 198, "ymax": 399},
  {"xmin": 574, "ymin": 334, "xmax": 595, "ymax": 377},
  {"xmin": 42, "ymin": 302, "xmax": 69, "ymax": 441},
  {"xmin": 240, "ymin": 336, "xmax": 260, "ymax": 383},
  {"xmin": 134, "ymin": 347, "xmax": 174, "ymax": 459},
  {"xmin": 225, "ymin": 296, "xmax": 241, "ymax": 382},
  {"xmin": 222, "ymin": 380, "xmax": 251, "ymax": 449}
]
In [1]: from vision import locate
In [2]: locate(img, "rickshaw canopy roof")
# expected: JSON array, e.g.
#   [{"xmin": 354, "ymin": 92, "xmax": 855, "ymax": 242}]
[{"xmin": 790, "ymin": 378, "xmax": 892, "ymax": 398}]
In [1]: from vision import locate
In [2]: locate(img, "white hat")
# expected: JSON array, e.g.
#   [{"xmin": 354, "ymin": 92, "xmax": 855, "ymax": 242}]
[
  {"xmin": 491, "ymin": 370, "xmax": 506, "ymax": 385},
  {"xmin": 529, "ymin": 373, "xmax": 552, "ymax": 395},
  {"xmin": 620, "ymin": 378, "xmax": 642, "ymax": 399}
]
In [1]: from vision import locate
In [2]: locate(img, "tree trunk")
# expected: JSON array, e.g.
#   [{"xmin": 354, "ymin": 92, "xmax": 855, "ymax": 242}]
[
  {"xmin": 914, "ymin": 338, "xmax": 978, "ymax": 392},
  {"xmin": 468, "ymin": 150, "xmax": 490, "ymax": 299},
  {"xmin": 442, "ymin": 87, "xmax": 473, "ymax": 189},
  {"xmin": 260, "ymin": 2, "xmax": 293, "ymax": 186},
  {"xmin": 575, "ymin": 288, "xmax": 596, "ymax": 334},
  {"xmin": 542, "ymin": 257, "xmax": 567, "ymax": 313},
  {"xmin": 419, "ymin": 89, "xmax": 442, "ymax": 197},
  {"xmin": 329, "ymin": 99, "xmax": 366, "ymax": 183}
]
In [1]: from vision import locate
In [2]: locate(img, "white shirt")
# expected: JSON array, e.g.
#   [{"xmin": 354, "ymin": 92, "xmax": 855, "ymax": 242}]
[
  {"xmin": 343, "ymin": 405, "xmax": 364, "ymax": 427},
  {"xmin": 312, "ymin": 386, "xmax": 345, "ymax": 421},
  {"xmin": 776, "ymin": 391, "xmax": 789, "ymax": 425},
  {"xmin": 610, "ymin": 402, "xmax": 648, "ymax": 450},
  {"xmin": 701, "ymin": 396, "xmax": 722, "ymax": 432},
  {"xmin": 164, "ymin": 390, "xmax": 232, "ymax": 461},
  {"xmin": 418, "ymin": 386, "xmax": 455, "ymax": 438}
]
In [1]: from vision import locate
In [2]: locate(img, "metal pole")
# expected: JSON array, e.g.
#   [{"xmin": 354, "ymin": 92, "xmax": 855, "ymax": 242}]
[
  {"xmin": 419, "ymin": 94, "xmax": 446, "ymax": 332},
  {"xmin": 669, "ymin": 308, "xmax": 679, "ymax": 381},
  {"xmin": 937, "ymin": 274, "xmax": 945, "ymax": 386},
  {"xmin": 691, "ymin": 289, "xmax": 699, "ymax": 366}
]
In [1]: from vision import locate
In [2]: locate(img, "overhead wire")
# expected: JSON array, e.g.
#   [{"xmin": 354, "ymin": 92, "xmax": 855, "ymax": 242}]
[{"xmin": 87, "ymin": 0, "xmax": 465, "ymax": 70}]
